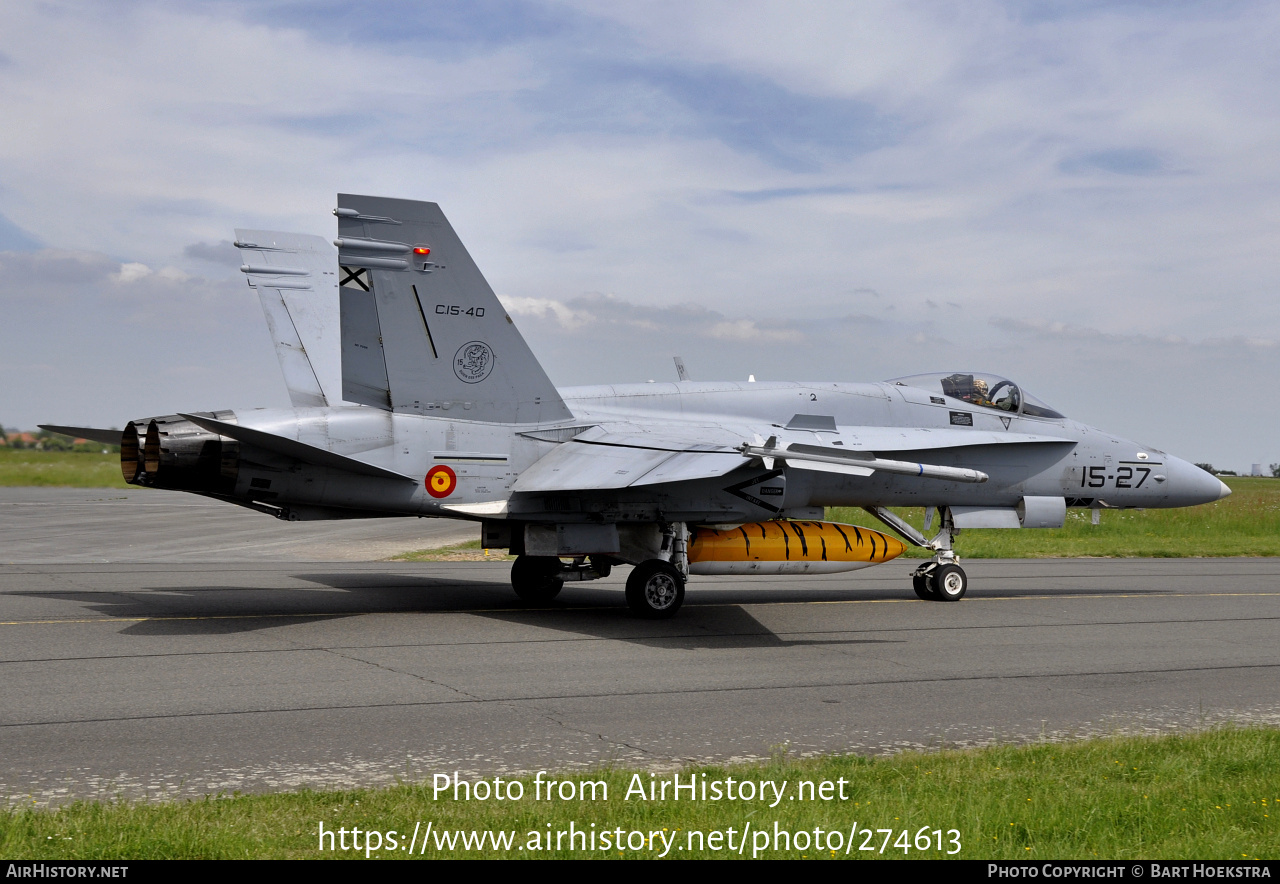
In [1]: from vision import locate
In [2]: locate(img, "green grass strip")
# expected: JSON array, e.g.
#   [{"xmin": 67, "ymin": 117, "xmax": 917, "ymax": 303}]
[
  {"xmin": 0, "ymin": 449, "xmax": 130, "ymax": 489},
  {"xmin": 3, "ymin": 728, "xmax": 1277, "ymax": 859}
]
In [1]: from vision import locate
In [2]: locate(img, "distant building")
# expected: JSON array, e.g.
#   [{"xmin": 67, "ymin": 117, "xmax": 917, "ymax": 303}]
[{"xmin": 1252, "ymin": 464, "xmax": 1264, "ymax": 476}]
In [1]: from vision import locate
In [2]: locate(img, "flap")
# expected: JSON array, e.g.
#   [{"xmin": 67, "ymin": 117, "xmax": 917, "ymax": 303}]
[{"xmin": 513, "ymin": 430, "xmax": 744, "ymax": 492}]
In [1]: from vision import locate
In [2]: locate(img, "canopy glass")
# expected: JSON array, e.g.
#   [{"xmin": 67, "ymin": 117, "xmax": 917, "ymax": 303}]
[{"xmin": 887, "ymin": 372, "xmax": 1065, "ymax": 419}]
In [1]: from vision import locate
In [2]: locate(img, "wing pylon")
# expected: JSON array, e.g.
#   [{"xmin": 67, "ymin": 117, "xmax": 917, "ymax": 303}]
[{"xmin": 739, "ymin": 439, "xmax": 989, "ymax": 483}]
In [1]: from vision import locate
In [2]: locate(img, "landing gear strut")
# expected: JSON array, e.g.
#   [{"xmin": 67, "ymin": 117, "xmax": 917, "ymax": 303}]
[{"xmin": 865, "ymin": 505, "xmax": 969, "ymax": 602}]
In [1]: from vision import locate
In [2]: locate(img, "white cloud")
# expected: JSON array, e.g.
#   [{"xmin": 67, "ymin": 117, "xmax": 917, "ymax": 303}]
[
  {"xmin": 706, "ymin": 319, "xmax": 803, "ymax": 343},
  {"xmin": 498, "ymin": 295, "xmax": 593, "ymax": 329},
  {"xmin": 115, "ymin": 262, "xmax": 153, "ymax": 283}
]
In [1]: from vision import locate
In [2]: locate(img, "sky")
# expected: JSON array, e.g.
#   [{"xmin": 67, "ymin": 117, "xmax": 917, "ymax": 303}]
[{"xmin": 1, "ymin": 0, "xmax": 1277, "ymax": 471}]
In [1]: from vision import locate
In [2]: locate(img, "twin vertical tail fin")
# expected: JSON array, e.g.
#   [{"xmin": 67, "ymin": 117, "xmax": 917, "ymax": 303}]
[
  {"xmin": 236, "ymin": 230, "xmax": 342, "ymax": 407},
  {"xmin": 335, "ymin": 195, "xmax": 572, "ymax": 424}
]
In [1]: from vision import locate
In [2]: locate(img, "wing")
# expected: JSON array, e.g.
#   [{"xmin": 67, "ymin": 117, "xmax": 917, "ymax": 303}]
[{"xmin": 512, "ymin": 426, "xmax": 742, "ymax": 492}]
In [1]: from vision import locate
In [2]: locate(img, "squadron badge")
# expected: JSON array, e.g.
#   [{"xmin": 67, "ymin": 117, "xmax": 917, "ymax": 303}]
[{"xmin": 454, "ymin": 341, "xmax": 494, "ymax": 383}]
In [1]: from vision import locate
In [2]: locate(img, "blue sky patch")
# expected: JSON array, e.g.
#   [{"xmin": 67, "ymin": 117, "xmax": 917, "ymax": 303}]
[
  {"xmin": 1059, "ymin": 148, "xmax": 1164, "ymax": 176},
  {"xmin": 0, "ymin": 212, "xmax": 42, "ymax": 251}
]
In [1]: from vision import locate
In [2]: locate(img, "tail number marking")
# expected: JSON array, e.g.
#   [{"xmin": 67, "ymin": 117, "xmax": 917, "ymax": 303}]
[{"xmin": 436, "ymin": 305, "xmax": 485, "ymax": 317}]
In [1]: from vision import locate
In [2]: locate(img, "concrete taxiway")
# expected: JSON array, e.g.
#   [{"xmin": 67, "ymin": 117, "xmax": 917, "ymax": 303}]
[
  {"xmin": 2, "ymin": 490, "xmax": 1278, "ymax": 805},
  {"xmin": 0, "ymin": 487, "xmax": 476, "ymax": 562}
]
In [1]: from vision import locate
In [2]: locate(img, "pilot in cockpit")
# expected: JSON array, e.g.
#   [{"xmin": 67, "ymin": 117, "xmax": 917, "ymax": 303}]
[
  {"xmin": 971, "ymin": 378, "xmax": 992, "ymax": 408},
  {"xmin": 941, "ymin": 373, "xmax": 1019, "ymax": 412}
]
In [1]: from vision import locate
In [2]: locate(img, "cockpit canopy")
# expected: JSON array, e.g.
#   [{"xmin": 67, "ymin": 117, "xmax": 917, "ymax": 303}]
[{"xmin": 887, "ymin": 372, "xmax": 1065, "ymax": 419}]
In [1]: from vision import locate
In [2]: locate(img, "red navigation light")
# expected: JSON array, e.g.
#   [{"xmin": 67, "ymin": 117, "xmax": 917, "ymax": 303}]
[{"xmin": 413, "ymin": 247, "xmax": 431, "ymax": 256}]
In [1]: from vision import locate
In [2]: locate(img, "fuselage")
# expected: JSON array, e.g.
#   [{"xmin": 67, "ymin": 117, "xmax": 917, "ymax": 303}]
[{"xmin": 139, "ymin": 379, "xmax": 1226, "ymax": 522}]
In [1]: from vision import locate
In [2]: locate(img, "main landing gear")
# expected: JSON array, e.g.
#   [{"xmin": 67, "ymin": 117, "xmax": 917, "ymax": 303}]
[
  {"xmin": 509, "ymin": 524, "xmax": 690, "ymax": 618},
  {"xmin": 865, "ymin": 505, "xmax": 968, "ymax": 602},
  {"xmin": 625, "ymin": 559, "xmax": 685, "ymax": 619},
  {"xmin": 510, "ymin": 555, "xmax": 564, "ymax": 604}
]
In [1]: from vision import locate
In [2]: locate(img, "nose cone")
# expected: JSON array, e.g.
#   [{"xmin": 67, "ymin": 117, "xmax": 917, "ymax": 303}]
[{"xmin": 1166, "ymin": 457, "xmax": 1232, "ymax": 506}]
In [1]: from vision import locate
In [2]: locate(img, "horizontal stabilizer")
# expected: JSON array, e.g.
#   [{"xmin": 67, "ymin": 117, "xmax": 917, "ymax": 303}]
[
  {"xmin": 38, "ymin": 425, "xmax": 123, "ymax": 446},
  {"xmin": 177, "ymin": 413, "xmax": 415, "ymax": 482}
]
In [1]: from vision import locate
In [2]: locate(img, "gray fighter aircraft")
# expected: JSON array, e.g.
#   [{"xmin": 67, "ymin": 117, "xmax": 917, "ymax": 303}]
[{"xmin": 43, "ymin": 195, "xmax": 1231, "ymax": 618}]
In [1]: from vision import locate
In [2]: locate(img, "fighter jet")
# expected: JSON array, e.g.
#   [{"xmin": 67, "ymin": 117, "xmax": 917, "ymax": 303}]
[{"xmin": 42, "ymin": 195, "xmax": 1231, "ymax": 618}]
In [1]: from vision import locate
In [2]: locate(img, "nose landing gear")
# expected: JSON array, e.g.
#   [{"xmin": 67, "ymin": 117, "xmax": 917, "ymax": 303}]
[{"xmin": 865, "ymin": 505, "xmax": 969, "ymax": 602}]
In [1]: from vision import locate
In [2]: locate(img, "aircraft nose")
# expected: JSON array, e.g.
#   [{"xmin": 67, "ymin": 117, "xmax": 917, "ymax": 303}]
[{"xmin": 1166, "ymin": 456, "xmax": 1231, "ymax": 505}]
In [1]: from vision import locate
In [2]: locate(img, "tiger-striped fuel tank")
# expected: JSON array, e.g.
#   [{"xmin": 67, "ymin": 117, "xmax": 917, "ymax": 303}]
[{"xmin": 688, "ymin": 520, "xmax": 906, "ymax": 575}]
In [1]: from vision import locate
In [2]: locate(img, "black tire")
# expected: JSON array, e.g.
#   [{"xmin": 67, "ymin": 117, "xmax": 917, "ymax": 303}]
[
  {"xmin": 511, "ymin": 555, "xmax": 564, "ymax": 604},
  {"xmin": 912, "ymin": 571, "xmax": 937, "ymax": 600},
  {"xmin": 930, "ymin": 563, "xmax": 967, "ymax": 601},
  {"xmin": 625, "ymin": 560, "xmax": 685, "ymax": 619}
]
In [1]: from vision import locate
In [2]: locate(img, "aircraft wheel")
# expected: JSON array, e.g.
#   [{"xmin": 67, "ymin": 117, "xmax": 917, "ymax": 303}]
[
  {"xmin": 912, "ymin": 571, "xmax": 938, "ymax": 600},
  {"xmin": 511, "ymin": 555, "xmax": 564, "ymax": 604},
  {"xmin": 625, "ymin": 560, "xmax": 685, "ymax": 619},
  {"xmin": 930, "ymin": 563, "xmax": 967, "ymax": 601}
]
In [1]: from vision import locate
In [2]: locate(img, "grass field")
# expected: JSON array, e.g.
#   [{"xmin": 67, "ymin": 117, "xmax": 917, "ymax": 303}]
[
  {"xmin": 0, "ymin": 448, "xmax": 130, "ymax": 489},
  {"xmin": 2, "ymin": 728, "xmax": 1275, "ymax": 859}
]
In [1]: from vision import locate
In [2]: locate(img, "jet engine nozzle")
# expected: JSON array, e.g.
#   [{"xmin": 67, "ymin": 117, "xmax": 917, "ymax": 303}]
[
  {"xmin": 121, "ymin": 412, "xmax": 239, "ymax": 492},
  {"xmin": 119, "ymin": 422, "xmax": 147, "ymax": 484}
]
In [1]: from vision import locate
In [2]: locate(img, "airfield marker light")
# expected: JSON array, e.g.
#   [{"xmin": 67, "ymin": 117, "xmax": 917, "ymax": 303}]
[{"xmin": 413, "ymin": 247, "xmax": 431, "ymax": 256}]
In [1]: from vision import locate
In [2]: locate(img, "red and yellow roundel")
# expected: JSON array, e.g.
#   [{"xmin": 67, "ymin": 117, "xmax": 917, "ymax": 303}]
[{"xmin": 425, "ymin": 465, "xmax": 457, "ymax": 498}]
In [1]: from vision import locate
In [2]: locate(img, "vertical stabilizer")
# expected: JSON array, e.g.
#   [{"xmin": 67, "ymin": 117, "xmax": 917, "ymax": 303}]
[
  {"xmin": 335, "ymin": 195, "xmax": 572, "ymax": 424},
  {"xmin": 236, "ymin": 231, "xmax": 341, "ymax": 407}
]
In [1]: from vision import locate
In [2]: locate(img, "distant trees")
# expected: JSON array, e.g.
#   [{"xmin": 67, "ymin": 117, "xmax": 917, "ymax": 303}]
[
  {"xmin": 1, "ymin": 429, "xmax": 118, "ymax": 453},
  {"xmin": 1195, "ymin": 463, "xmax": 1218, "ymax": 475},
  {"xmin": 1271, "ymin": 463, "xmax": 1280, "ymax": 478}
]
